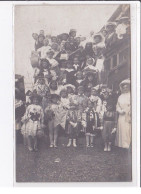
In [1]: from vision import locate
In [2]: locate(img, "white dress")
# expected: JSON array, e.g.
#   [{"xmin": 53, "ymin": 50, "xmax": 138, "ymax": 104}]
[
  {"xmin": 115, "ymin": 92, "xmax": 131, "ymax": 148},
  {"xmin": 21, "ymin": 104, "xmax": 44, "ymax": 137}
]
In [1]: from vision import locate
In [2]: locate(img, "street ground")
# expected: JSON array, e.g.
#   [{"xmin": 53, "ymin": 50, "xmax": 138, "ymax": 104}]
[{"xmin": 16, "ymin": 133, "xmax": 132, "ymax": 183}]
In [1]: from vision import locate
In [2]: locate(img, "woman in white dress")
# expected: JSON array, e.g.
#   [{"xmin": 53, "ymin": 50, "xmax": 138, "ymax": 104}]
[{"xmin": 115, "ymin": 79, "xmax": 131, "ymax": 149}]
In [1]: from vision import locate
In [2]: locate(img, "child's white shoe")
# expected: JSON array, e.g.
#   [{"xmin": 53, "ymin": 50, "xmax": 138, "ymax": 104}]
[
  {"xmin": 73, "ymin": 139, "xmax": 77, "ymax": 147},
  {"xmin": 67, "ymin": 139, "xmax": 72, "ymax": 147},
  {"xmin": 104, "ymin": 143, "xmax": 108, "ymax": 151},
  {"xmin": 50, "ymin": 144, "xmax": 54, "ymax": 148},
  {"xmin": 28, "ymin": 146, "xmax": 33, "ymax": 152}
]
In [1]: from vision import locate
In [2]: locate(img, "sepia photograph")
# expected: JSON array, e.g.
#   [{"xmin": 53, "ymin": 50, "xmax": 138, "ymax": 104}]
[{"xmin": 15, "ymin": 3, "xmax": 132, "ymax": 183}]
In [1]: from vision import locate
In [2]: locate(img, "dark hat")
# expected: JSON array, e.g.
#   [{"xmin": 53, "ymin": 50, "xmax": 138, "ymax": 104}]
[
  {"xmin": 93, "ymin": 34, "xmax": 103, "ymax": 40},
  {"xmin": 70, "ymin": 29, "xmax": 76, "ymax": 32},
  {"xmin": 38, "ymin": 34, "xmax": 45, "ymax": 39},
  {"xmin": 85, "ymin": 71, "xmax": 97, "ymax": 77}
]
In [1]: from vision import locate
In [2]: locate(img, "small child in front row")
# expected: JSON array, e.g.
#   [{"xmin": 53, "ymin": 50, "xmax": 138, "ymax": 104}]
[
  {"xmin": 44, "ymin": 94, "xmax": 60, "ymax": 148},
  {"xmin": 66, "ymin": 102, "xmax": 80, "ymax": 147},
  {"xmin": 82, "ymin": 100, "xmax": 100, "ymax": 147},
  {"xmin": 101, "ymin": 100, "xmax": 117, "ymax": 152},
  {"xmin": 21, "ymin": 94, "xmax": 44, "ymax": 152}
]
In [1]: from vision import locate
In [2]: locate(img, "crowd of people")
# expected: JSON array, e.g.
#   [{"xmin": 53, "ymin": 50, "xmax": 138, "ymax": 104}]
[{"xmin": 15, "ymin": 16, "xmax": 131, "ymax": 153}]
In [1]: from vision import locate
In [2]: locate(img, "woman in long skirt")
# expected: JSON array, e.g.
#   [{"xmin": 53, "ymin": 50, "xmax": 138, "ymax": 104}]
[{"xmin": 115, "ymin": 79, "xmax": 131, "ymax": 149}]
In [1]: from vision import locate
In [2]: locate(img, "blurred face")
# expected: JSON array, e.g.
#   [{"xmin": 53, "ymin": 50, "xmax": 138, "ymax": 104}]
[
  {"xmin": 39, "ymin": 36, "xmax": 44, "ymax": 43},
  {"xmin": 60, "ymin": 91, "xmax": 68, "ymax": 98},
  {"xmin": 57, "ymin": 38, "xmax": 62, "ymax": 45},
  {"xmin": 94, "ymin": 36, "xmax": 101, "ymax": 44},
  {"xmin": 33, "ymin": 98, "xmax": 39, "ymax": 105},
  {"xmin": 103, "ymin": 92, "xmax": 109, "ymax": 99},
  {"xmin": 50, "ymin": 82, "xmax": 57, "ymax": 90},
  {"xmin": 38, "ymin": 79, "xmax": 45, "ymax": 85},
  {"xmin": 51, "ymin": 44, "xmax": 58, "ymax": 51},
  {"xmin": 102, "ymin": 30, "xmax": 107, "ymax": 37},
  {"xmin": 76, "ymin": 37, "xmax": 81, "ymax": 45},
  {"xmin": 67, "ymin": 62, "xmax": 73, "ymax": 69},
  {"xmin": 46, "ymin": 34, "xmax": 51, "ymax": 39},
  {"xmin": 51, "ymin": 37, "xmax": 57, "ymax": 43},
  {"xmin": 61, "ymin": 61, "xmax": 67, "ymax": 68},
  {"xmin": 76, "ymin": 73, "xmax": 83, "ymax": 80},
  {"xmin": 91, "ymin": 89, "xmax": 97, "ymax": 96},
  {"xmin": 88, "ymin": 101, "xmax": 93, "ymax": 109},
  {"xmin": 87, "ymin": 58, "xmax": 93, "ymax": 65},
  {"xmin": 32, "ymin": 33, "xmax": 38, "ymax": 41},
  {"xmin": 67, "ymin": 87, "xmax": 74, "ymax": 94},
  {"xmin": 28, "ymin": 91, "xmax": 32, "ymax": 96},
  {"xmin": 62, "ymin": 34, "xmax": 68, "ymax": 41},
  {"xmin": 40, "ymin": 30, "xmax": 44, "ymax": 35},
  {"xmin": 88, "ymin": 75, "xmax": 94, "ymax": 81},
  {"xmin": 69, "ymin": 36, "xmax": 74, "ymax": 43},
  {"xmin": 106, "ymin": 25, "xmax": 115, "ymax": 33},
  {"xmin": 73, "ymin": 58, "xmax": 79, "ymax": 64},
  {"xmin": 43, "ymin": 39, "xmax": 49, "ymax": 46},
  {"xmin": 47, "ymin": 52, "xmax": 54, "ymax": 59},
  {"xmin": 85, "ymin": 43, "xmax": 92, "ymax": 49},
  {"xmin": 70, "ymin": 31, "xmax": 76, "ymax": 38},
  {"xmin": 122, "ymin": 84, "xmax": 130, "ymax": 93},
  {"xmin": 42, "ymin": 62, "xmax": 48, "ymax": 69},
  {"xmin": 65, "ymin": 42, "xmax": 71, "ymax": 50},
  {"xmin": 52, "ymin": 98, "xmax": 58, "ymax": 104},
  {"xmin": 85, "ymin": 91, "xmax": 91, "ymax": 97},
  {"xmin": 106, "ymin": 105, "xmax": 113, "ymax": 111},
  {"xmin": 78, "ymin": 88, "xmax": 84, "ymax": 95}
]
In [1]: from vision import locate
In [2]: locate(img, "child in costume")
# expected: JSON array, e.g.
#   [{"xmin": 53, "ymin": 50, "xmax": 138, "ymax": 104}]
[
  {"xmin": 21, "ymin": 94, "xmax": 44, "ymax": 151},
  {"xmin": 102, "ymin": 101, "xmax": 117, "ymax": 151},
  {"xmin": 66, "ymin": 102, "xmax": 80, "ymax": 147},
  {"xmin": 100, "ymin": 87, "xmax": 117, "ymax": 151},
  {"xmin": 82, "ymin": 99, "xmax": 100, "ymax": 147}
]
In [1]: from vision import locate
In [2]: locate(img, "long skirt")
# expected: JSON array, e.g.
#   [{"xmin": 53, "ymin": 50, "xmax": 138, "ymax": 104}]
[
  {"xmin": 102, "ymin": 120, "xmax": 115, "ymax": 143},
  {"xmin": 21, "ymin": 120, "xmax": 41, "ymax": 138},
  {"xmin": 115, "ymin": 114, "xmax": 131, "ymax": 148}
]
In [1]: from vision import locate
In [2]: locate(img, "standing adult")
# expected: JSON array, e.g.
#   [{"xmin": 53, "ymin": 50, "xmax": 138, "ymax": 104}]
[{"xmin": 115, "ymin": 79, "xmax": 131, "ymax": 149}]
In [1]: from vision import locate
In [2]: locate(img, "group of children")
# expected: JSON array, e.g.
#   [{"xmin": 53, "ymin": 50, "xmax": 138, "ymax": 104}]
[{"xmin": 16, "ymin": 25, "xmax": 125, "ymax": 152}]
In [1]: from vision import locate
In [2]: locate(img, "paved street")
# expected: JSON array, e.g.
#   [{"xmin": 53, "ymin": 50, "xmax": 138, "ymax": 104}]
[{"xmin": 16, "ymin": 134, "xmax": 132, "ymax": 182}]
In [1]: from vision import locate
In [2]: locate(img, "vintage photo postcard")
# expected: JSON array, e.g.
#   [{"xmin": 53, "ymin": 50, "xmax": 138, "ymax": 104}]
[{"xmin": 14, "ymin": 2, "xmax": 138, "ymax": 185}]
